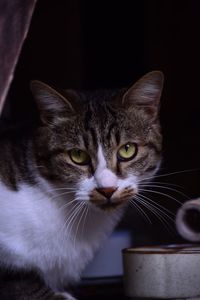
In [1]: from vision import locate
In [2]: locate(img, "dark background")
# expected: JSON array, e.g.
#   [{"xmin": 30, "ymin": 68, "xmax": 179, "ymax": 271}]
[{"xmin": 3, "ymin": 0, "xmax": 200, "ymax": 245}]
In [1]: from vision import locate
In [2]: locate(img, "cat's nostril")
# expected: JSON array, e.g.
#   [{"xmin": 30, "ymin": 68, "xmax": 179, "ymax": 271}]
[{"xmin": 96, "ymin": 187, "xmax": 117, "ymax": 199}]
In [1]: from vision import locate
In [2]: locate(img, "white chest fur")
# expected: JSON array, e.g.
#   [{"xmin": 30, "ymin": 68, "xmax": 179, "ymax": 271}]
[{"xmin": 0, "ymin": 181, "xmax": 122, "ymax": 290}]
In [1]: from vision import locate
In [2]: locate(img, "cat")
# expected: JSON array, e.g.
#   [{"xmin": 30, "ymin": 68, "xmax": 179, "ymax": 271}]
[{"xmin": 0, "ymin": 71, "xmax": 163, "ymax": 299}]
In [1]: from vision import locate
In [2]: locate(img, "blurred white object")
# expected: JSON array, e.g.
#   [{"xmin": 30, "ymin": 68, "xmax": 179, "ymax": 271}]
[{"xmin": 176, "ymin": 198, "xmax": 200, "ymax": 242}]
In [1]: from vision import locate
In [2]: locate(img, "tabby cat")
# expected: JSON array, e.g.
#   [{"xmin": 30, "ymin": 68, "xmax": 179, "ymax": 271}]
[{"xmin": 0, "ymin": 71, "xmax": 163, "ymax": 299}]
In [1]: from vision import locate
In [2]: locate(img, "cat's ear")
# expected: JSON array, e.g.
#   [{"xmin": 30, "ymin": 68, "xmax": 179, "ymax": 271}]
[
  {"xmin": 30, "ymin": 80, "xmax": 76, "ymax": 124},
  {"xmin": 122, "ymin": 71, "xmax": 164, "ymax": 117}
]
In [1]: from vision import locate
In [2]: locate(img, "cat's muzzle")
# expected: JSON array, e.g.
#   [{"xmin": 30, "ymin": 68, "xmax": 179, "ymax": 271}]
[{"xmin": 90, "ymin": 186, "xmax": 135, "ymax": 210}]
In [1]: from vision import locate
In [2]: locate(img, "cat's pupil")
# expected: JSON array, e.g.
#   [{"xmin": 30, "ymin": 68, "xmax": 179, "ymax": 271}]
[{"xmin": 125, "ymin": 144, "xmax": 130, "ymax": 152}]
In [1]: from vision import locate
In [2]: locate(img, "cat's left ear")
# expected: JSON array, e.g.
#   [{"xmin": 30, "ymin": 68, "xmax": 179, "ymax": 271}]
[
  {"xmin": 30, "ymin": 80, "xmax": 76, "ymax": 124},
  {"xmin": 122, "ymin": 71, "xmax": 164, "ymax": 117}
]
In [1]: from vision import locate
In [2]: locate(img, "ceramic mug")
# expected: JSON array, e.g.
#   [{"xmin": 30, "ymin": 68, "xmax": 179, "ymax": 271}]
[{"xmin": 123, "ymin": 244, "xmax": 200, "ymax": 299}]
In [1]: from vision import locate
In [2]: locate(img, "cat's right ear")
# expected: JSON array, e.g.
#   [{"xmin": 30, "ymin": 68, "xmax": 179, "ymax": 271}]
[
  {"xmin": 30, "ymin": 80, "xmax": 76, "ymax": 125},
  {"xmin": 122, "ymin": 71, "xmax": 164, "ymax": 119}
]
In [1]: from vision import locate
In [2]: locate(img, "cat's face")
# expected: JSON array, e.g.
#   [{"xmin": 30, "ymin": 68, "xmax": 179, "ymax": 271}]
[{"xmin": 31, "ymin": 71, "xmax": 163, "ymax": 211}]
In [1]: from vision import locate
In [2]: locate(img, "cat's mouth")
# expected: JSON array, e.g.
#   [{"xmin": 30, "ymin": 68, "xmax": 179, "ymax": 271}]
[{"xmin": 98, "ymin": 199, "xmax": 124, "ymax": 211}]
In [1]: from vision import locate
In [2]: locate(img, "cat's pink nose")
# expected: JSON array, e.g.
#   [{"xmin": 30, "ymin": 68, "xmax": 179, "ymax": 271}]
[{"xmin": 96, "ymin": 187, "xmax": 117, "ymax": 199}]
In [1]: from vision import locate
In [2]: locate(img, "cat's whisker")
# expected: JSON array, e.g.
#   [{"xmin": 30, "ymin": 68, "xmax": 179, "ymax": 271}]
[
  {"xmin": 139, "ymin": 184, "xmax": 190, "ymax": 200},
  {"xmin": 137, "ymin": 194, "xmax": 175, "ymax": 221},
  {"xmin": 49, "ymin": 190, "xmax": 75, "ymax": 200},
  {"xmin": 138, "ymin": 195, "xmax": 176, "ymax": 229},
  {"xmin": 79, "ymin": 205, "xmax": 87, "ymax": 241},
  {"xmin": 58, "ymin": 199, "xmax": 78, "ymax": 212},
  {"xmin": 134, "ymin": 195, "xmax": 175, "ymax": 234},
  {"xmin": 130, "ymin": 198, "xmax": 152, "ymax": 224},
  {"xmin": 64, "ymin": 201, "xmax": 86, "ymax": 239},
  {"xmin": 73, "ymin": 202, "xmax": 87, "ymax": 248},
  {"xmin": 141, "ymin": 168, "xmax": 199, "ymax": 182},
  {"xmin": 63, "ymin": 205, "xmax": 82, "ymax": 238},
  {"xmin": 69, "ymin": 202, "xmax": 86, "ymax": 242},
  {"xmin": 136, "ymin": 201, "xmax": 173, "ymax": 234},
  {"xmin": 138, "ymin": 188, "xmax": 182, "ymax": 204},
  {"xmin": 81, "ymin": 204, "xmax": 89, "ymax": 239},
  {"xmin": 61, "ymin": 201, "xmax": 82, "ymax": 234},
  {"xmin": 146, "ymin": 180, "xmax": 183, "ymax": 188},
  {"xmin": 138, "ymin": 193, "xmax": 175, "ymax": 217},
  {"xmin": 48, "ymin": 187, "xmax": 77, "ymax": 192}
]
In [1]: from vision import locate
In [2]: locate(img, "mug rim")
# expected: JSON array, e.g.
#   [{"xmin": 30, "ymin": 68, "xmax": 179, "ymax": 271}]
[{"xmin": 123, "ymin": 244, "xmax": 200, "ymax": 254}]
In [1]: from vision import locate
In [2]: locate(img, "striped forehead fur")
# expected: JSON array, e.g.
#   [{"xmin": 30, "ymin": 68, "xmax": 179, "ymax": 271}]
[{"xmin": 31, "ymin": 84, "xmax": 161, "ymax": 184}]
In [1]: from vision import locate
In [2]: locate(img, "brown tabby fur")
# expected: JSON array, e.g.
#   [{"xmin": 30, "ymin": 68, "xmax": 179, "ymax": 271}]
[{"xmin": 0, "ymin": 71, "xmax": 163, "ymax": 299}]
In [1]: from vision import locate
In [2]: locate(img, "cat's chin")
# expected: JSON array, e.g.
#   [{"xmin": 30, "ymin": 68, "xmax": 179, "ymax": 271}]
[
  {"xmin": 96, "ymin": 200, "xmax": 126, "ymax": 211},
  {"xmin": 90, "ymin": 195, "xmax": 132, "ymax": 211}
]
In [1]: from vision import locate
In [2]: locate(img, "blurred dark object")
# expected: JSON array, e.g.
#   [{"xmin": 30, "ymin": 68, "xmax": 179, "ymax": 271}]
[{"xmin": 0, "ymin": 0, "xmax": 37, "ymax": 114}]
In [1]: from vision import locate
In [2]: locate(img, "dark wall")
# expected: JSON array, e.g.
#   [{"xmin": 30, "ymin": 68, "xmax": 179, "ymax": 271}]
[{"xmin": 3, "ymin": 0, "xmax": 200, "ymax": 244}]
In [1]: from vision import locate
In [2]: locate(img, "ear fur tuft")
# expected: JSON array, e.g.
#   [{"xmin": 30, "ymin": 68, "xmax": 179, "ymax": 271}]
[
  {"xmin": 122, "ymin": 71, "xmax": 164, "ymax": 116},
  {"xmin": 30, "ymin": 80, "xmax": 75, "ymax": 124}
]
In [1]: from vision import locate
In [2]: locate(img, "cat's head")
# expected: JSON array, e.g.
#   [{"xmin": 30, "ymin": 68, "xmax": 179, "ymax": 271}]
[{"xmin": 31, "ymin": 71, "xmax": 163, "ymax": 211}]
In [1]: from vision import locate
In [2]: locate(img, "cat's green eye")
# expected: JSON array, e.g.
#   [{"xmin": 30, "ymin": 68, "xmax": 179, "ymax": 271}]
[
  {"xmin": 69, "ymin": 149, "xmax": 91, "ymax": 165},
  {"xmin": 117, "ymin": 143, "xmax": 137, "ymax": 162}
]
